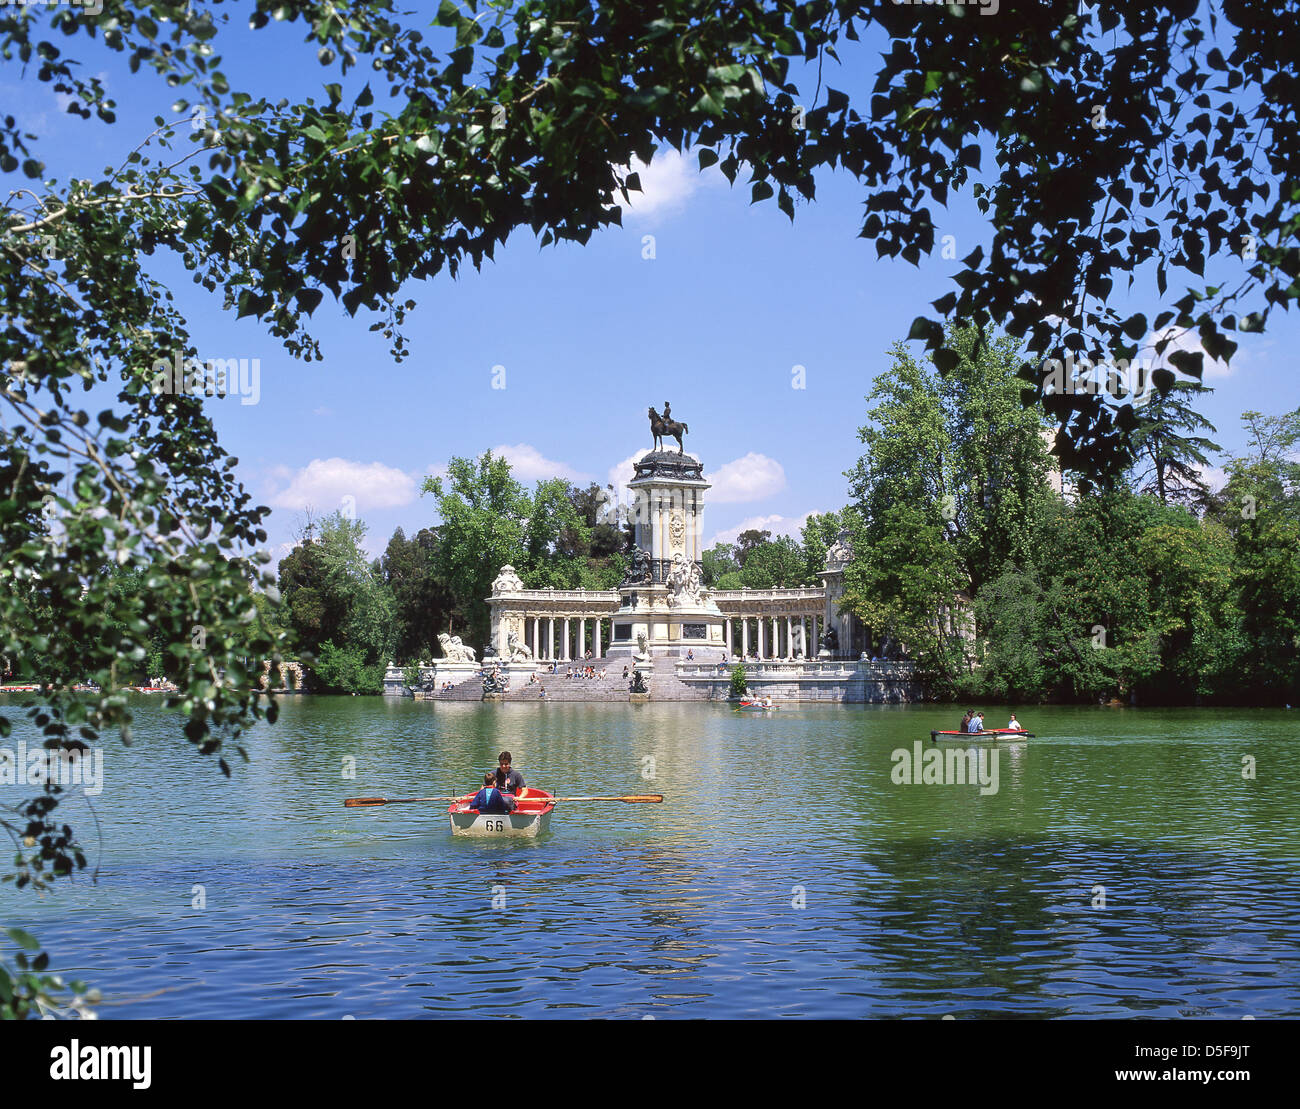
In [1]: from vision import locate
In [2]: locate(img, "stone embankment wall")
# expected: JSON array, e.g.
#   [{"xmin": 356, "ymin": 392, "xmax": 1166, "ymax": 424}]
[{"xmin": 388, "ymin": 657, "xmax": 922, "ymax": 703}]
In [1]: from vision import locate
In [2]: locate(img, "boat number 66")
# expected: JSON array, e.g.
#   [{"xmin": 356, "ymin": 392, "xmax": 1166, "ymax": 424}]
[{"xmin": 484, "ymin": 819, "xmax": 505, "ymax": 831}]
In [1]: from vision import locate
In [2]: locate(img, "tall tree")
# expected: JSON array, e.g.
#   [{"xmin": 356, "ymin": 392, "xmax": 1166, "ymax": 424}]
[
  {"xmin": 380, "ymin": 526, "xmax": 456, "ymax": 664},
  {"xmin": 1130, "ymin": 382, "xmax": 1222, "ymax": 506},
  {"xmin": 739, "ymin": 535, "xmax": 807, "ymax": 589},
  {"xmin": 846, "ymin": 328, "xmax": 1055, "ymax": 644},
  {"xmin": 734, "ymin": 529, "xmax": 773, "ymax": 569},
  {"xmin": 422, "ymin": 452, "xmax": 530, "ymax": 647}
]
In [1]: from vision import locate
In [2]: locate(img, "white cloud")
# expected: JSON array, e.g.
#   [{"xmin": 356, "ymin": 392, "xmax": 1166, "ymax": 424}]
[
  {"xmin": 1144, "ymin": 326, "xmax": 1234, "ymax": 380},
  {"xmin": 1195, "ymin": 463, "xmax": 1229, "ymax": 493},
  {"xmin": 607, "ymin": 449, "xmax": 650, "ymax": 496},
  {"xmin": 707, "ymin": 511, "xmax": 819, "ymax": 550},
  {"xmin": 267, "ymin": 458, "xmax": 418, "ymax": 512},
  {"xmin": 490, "ymin": 443, "xmax": 591, "ymax": 484},
  {"xmin": 705, "ymin": 453, "xmax": 787, "ymax": 503},
  {"xmin": 616, "ymin": 148, "xmax": 722, "ymax": 223}
]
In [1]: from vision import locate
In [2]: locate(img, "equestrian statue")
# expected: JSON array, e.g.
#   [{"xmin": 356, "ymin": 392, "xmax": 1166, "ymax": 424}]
[{"xmin": 648, "ymin": 402, "xmax": 689, "ymax": 453}]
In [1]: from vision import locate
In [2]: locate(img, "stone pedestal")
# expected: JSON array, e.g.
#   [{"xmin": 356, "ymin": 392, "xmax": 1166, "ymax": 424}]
[
  {"xmin": 628, "ymin": 693, "xmax": 650, "ymax": 703},
  {"xmin": 606, "ymin": 448, "xmax": 727, "ymax": 660},
  {"xmin": 482, "ymin": 692, "xmax": 505, "ymax": 702}
]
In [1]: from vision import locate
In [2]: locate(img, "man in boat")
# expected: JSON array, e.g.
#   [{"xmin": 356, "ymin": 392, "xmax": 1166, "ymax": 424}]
[
  {"xmin": 969, "ymin": 711, "xmax": 985, "ymax": 733},
  {"xmin": 959, "ymin": 710, "xmax": 973, "ymax": 733},
  {"xmin": 498, "ymin": 751, "xmax": 525, "ymax": 796},
  {"xmin": 468, "ymin": 771, "xmax": 518, "ymax": 814}
]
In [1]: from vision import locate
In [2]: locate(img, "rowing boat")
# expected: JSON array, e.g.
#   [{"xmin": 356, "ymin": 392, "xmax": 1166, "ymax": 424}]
[
  {"xmin": 447, "ymin": 787, "xmax": 556, "ymax": 837},
  {"xmin": 930, "ymin": 729, "xmax": 1034, "ymax": 741},
  {"xmin": 736, "ymin": 700, "xmax": 777, "ymax": 711}
]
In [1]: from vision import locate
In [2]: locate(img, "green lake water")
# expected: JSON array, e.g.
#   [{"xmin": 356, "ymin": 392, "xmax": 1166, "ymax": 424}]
[{"xmin": 3, "ymin": 698, "xmax": 1298, "ymax": 1018}]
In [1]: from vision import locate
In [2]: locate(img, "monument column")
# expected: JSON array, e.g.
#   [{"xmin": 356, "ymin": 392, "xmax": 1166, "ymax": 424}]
[
  {"xmin": 532, "ymin": 616, "xmax": 539, "ymax": 656},
  {"xmin": 786, "ymin": 616, "xmax": 793, "ymax": 660},
  {"xmin": 594, "ymin": 619, "xmax": 602, "ymax": 657},
  {"xmin": 742, "ymin": 619, "xmax": 749, "ymax": 659},
  {"xmin": 563, "ymin": 617, "xmax": 571, "ymax": 660},
  {"xmin": 758, "ymin": 619, "xmax": 765, "ymax": 659},
  {"xmin": 549, "ymin": 617, "xmax": 556, "ymax": 660}
]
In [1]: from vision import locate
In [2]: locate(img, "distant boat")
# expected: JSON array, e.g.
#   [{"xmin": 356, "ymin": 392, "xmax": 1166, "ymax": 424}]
[
  {"xmin": 736, "ymin": 699, "xmax": 777, "ymax": 712},
  {"xmin": 931, "ymin": 729, "xmax": 1034, "ymax": 741}
]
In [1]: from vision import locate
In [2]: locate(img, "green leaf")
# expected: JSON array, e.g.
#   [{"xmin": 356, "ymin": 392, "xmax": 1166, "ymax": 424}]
[{"xmin": 3, "ymin": 928, "xmax": 40, "ymax": 952}]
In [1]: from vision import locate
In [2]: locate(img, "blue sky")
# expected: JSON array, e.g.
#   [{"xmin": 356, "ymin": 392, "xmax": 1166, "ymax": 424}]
[{"xmin": 6, "ymin": 8, "xmax": 1298, "ymax": 559}]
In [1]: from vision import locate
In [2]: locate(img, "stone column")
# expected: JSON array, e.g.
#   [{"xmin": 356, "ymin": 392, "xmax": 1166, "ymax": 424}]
[
  {"xmin": 549, "ymin": 617, "xmax": 556, "ymax": 661},
  {"xmin": 594, "ymin": 618, "xmax": 602, "ymax": 658},
  {"xmin": 757, "ymin": 618, "xmax": 765, "ymax": 659},
  {"xmin": 742, "ymin": 619, "xmax": 749, "ymax": 659},
  {"xmin": 531, "ymin": 616, "xmax": 539, "ymax": 656},
  {"xmin": 578, "ymin": 618, "xmax": 586, "ymax": 658},
  {"xmin": 785, "ymin": 616, "xmax": 793, "ymax": 660},
  {"xmin": 724, "ymin": 619, "xmax": 731, "ymax": 656},
  {"xmin": 562, "ymin": 616, "xmax": 571, "ymax": 660}
]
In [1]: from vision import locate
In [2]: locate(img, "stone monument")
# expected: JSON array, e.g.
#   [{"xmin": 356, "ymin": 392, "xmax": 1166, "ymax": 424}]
[{"xmin": 605, "ymin": 403, "xmax": 726, "ymax": 661}]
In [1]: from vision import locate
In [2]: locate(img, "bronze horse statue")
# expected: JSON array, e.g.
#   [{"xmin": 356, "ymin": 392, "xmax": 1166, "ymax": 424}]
[{"xmin": 648, "ymin": 405, "xmax": 688, "ymax": 453}]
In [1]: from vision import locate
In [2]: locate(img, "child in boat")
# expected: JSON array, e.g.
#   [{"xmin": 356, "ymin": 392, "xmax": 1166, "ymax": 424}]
[
  {"xmin": 469, "ymin": 772, "xmax": 517, "ymax": 814},
  {"xmin": 498, "ymin": 751, "xmax": 525, "ymax": 795},
  {"xmin": 1006, "ymin": 713, "xmax": 1023, "ymax": 730}
]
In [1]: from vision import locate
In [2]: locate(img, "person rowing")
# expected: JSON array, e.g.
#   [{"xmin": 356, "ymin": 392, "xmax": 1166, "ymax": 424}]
[
  {"xmin": 1006, "ymin": 713, "xmax": 1023, "ymax": 731},
  {"xmin": 467, "ymin": 771, "xmax": 517, "ymax": 814},
  {"xmin": 498, "ymin": 751, "xmax": 525, "ymax": 796},
  {"xmin": 959, "ymin": 710, "xmax": 973, "ymax": 733}
]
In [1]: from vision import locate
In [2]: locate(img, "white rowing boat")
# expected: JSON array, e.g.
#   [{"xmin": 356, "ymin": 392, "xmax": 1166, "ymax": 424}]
[{"xmin": 447, "ymin": 788, "xmax": 555, "ymax": 837}]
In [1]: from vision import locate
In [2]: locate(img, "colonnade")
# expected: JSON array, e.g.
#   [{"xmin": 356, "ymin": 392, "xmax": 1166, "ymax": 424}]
[
  {"xmin": 517, "ymin": 613, "xmax": 617, "ymax": 661},
  {"xmin": 718, "ymin": 612, "xmax": 825, "ymax": 661}
]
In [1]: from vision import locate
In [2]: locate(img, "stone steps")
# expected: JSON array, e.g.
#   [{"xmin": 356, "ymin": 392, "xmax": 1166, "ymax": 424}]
[{"xmin": 506, "ymin": 658, "xmax": 631, "ymax": 701}]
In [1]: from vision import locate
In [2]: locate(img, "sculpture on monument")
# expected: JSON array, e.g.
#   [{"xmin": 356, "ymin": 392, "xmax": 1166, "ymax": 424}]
[
  {"xmin": 506, "ymin": 629, "xmax": 533, "ymax": 662},
  {"xmin": 623, "ymin": 541, "xmax": 653, "ymax": 586},
  {"xmin": 824, "ymin": 528, "xmax": 854, "ymax": 568},
  {"xmin": 634, "ymin": 630, "xmax": 651, "ymax": 661},
  {"xmin": 666, "ymin": 552, "xmax": 702, "ymax": 607},
  {"xmin": 482, "ymin": 664, "xmax": 508, "ymax": 695},
  {"xmin": 491, "ymin": 565, "xmax": 525, "ymax": 594},
  {"xmin": 819, "ymin": 626, "xmax": 839, "ymax": 655},
  {"xmin": 629, "ymin": 669, "xmax": 649, "ymax": 694},
  {"xmin": 648, "ymin": 403, "xmax": 689, "ymax": 453},
  {"xmin": 438, "ymin": 632, "xmax": 477, "ymax": 663}
]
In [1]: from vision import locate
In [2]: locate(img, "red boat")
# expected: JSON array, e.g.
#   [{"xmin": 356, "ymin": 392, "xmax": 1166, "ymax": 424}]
[
  {"xmin": 447, "ymin": 787, "xmax": 556, "ymax": 837},
  {"xmin": 931, "ymin": 729, "xmax": 1034, "ymax": 741}
]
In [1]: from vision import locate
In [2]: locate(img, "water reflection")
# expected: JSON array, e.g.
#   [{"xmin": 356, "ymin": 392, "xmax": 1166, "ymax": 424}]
[{"xmin": 3, "ymin": 699, "xmax": 1298, "ymax": 1017}]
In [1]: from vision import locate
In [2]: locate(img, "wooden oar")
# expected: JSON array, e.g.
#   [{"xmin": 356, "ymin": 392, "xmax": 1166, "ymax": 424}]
[
  {"xmin": 344, "ymin": 796, "xmax": 459, "ymax": 807},
  {"xmin": 343, "ymin": 793, "xmax": 664, "ymax": 807},
  {"xmin": 547, "ymin": 795, "xmax": 663, "ymax": 803}
]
